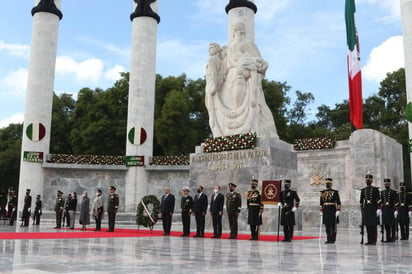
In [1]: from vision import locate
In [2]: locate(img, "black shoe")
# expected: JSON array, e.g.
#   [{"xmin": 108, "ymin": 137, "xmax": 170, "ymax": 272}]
[
  {"xmin": 106, "ymin": 229, "xmax": 113, "ymax": 232},
  {"xmin": 193, "ymin": 234, "xmax": 200, "ymax": 237},
  {"xmin": 228, "ymin": 236, "xmax": 236, "ymax": 239},
  {"xmin": 212, "ymin": 235, "xmax": 217, "ymax": 238},
  {"xmin": 163, "ymin": 233, "xmax": 169, "ymax": 236},
  {"xmin": 54, "ymin": 227, "xmax": 61, "ymax": 229}
]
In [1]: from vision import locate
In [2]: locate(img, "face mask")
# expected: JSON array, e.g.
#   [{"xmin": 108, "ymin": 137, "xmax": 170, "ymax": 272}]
[
  {"xmin": 326, "ymin": 184, "xmax": 332, "ymax": 189},
  {"xmin": 285, "ymin": 185, "xmax": 290, "ymax": 190},
  {"xmin": 385, "ymin": 185, "xmax": 390, "ymax": 190},
  {"xmin": 229, "ymin": 188, "xmax": 234, "ymax": 192},
  {"xmin": 197, "ymin": 189, "xmax": 201, "ymax": 193},
  {"xmin": 214, "ymin": 189, "xmax": 218, "ymax": 193},
  {"xmin": 96, "ymin": 193, "xmax": 99, "ymax": 196},
  {"xmin": 366, "ymin": 181, "xmax": 372, "ymax": 186},
  {"xmin": 251, "ymin": 186, "xmax": 256, "ymax": 189}
]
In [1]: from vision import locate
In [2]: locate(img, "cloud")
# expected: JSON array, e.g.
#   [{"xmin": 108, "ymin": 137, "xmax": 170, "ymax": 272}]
[
  {"xmin": 56, "ymin": 56, "xmax": 104, "ymax": 83},
  {"xmin": 358, "ymin": 0, "xmax": 400, "ymax": 22},
  {"xmin": 363, "ymin": 36, "xmax": 404, "ymax": 82},
  {"xmin": 104, "ymin": 65, "xmax": 125, "ymax": 81},
  {"xmin": 0, "ymin": 40, "xmax": 30, "ymax": 58},
  {"xmin": 0, "ymin": 68, "xmax": 28, "ymax": 97},
  {"xmin": 0, "ymin": 113, "xmax": 24, "ymax": 128},
  {"xmin": 256, "ymin": 0, "xmax": 292, "ymax": 25}
]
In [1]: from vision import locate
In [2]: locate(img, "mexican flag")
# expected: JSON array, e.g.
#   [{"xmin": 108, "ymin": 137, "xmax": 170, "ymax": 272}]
[
  {"xmin": 345, "ymin": 0, "xmax": 363, "ymax": 129},
  {"xmin": 128, "ymin": 127, "xmax": 147, "ymax": 145},
  {"xmin": 26, "ymin": 122, "xmax": 46, "ymax": 141}
]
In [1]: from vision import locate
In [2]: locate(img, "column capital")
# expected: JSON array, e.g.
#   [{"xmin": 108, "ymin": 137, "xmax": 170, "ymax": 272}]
[
  {"xmin": 31, "ymin": 0, "xmax": 63, "ymax": 20},
  {"xmin": 130, "ymin": 0, "xmax": 160, "ymax": 23},
  {"xmin": 225, "ymin": 0, "xmax": 257, "ymax": 14}
]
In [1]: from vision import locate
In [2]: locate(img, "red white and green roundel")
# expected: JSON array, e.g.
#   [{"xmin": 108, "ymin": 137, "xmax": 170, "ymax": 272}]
[
  {"xmin": 128, "ymin": 127, "xmax": 147, "ymax": 145},
  {"xmin": 26, "ymin": 122, "xmax": 46, "ymax": 142}
]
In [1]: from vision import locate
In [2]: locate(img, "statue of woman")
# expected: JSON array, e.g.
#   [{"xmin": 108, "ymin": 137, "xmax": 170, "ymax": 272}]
[{"xmin": 206, "ymin": 22, "xmax": 278, "ymax": 138}]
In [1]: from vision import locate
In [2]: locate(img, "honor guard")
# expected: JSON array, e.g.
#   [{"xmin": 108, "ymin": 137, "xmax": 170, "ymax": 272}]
[
  {"xmin": 54, "ymin": 190, "xmax": 65, "ymax": 229},
  {"xmin": 280, "ymin": 179, "xmax": 300, "ymax": 242},
  {"xmin": 21, "ymin": 189, "xmax": 32, "ymax": 227},
  {"xmin": 320, "ymin": 178, "xmax": 341, "ymax": 244},
  {"xmin": 247, "ymin": 179, "xmax": 263, "ymax": 240},
  {"xmin": 226, "ymin": 183, "xmax": 242, "ymax": 239},
  {"xmin": 107, "ymin": 186, "xmax": 119, "ymax": 232},
  {"xmin": 7, "ymin": 190, "xmax": 17, "ymax": 226},
  {"xmin": 33, "ymin": 195, "xmax": 42, "ymax": 225},
  {"xmin": 359, "ymin": 174, "xmax": 381, "ymax": 245},
  {"xmin": 180, "ymin": 187, "xmax": 193, "ymax": 237},
  {"xmin": 397, "ymin": 182, "xmax": 411, "ymax": 240},
  {"xmin": 380, "ymin": 178, "xmax": 398, "ymax": 242}
]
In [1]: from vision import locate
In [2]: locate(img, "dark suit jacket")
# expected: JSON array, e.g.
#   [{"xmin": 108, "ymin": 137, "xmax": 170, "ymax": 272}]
[
  {"xmin": 194, "ymin": 192, "xmax": 208, "ymax": 214},
  {"xmin": 210, "ymin": 193, "xmax": 224, "ymax": 214},
  {"xmin": 161, "ymin": 194, "xmax": 175, "ymax": 214}
]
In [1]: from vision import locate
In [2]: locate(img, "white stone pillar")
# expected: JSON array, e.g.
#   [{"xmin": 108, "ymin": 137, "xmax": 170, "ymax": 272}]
[
  {"xmin": 18, "ymin": 0, "xmax": 62, "ymax": 214},
  {"xmin": 125, "ymin": 1, "xmax": 160, "ymax": 211},
  {"xmin": 226, "ymin": 0, "xmax": 256, "ymax": 42},
  {"xmin": 401, "ymin": 0, "xmax": 412, "ymax": 181}
]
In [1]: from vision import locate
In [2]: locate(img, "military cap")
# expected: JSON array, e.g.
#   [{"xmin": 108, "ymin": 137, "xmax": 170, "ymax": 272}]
[
  {"xmin": 365, "ymin": 174, "xmax": 373, "ymax": 179},
  {"xmin": 182, "ymin": 186, "xmax": 190, "ymax": 192},
  {"xmin": 57, "ymin": 190, "xmax": 63, "ymax": 194},
  {"xmin": 283, "ymin": 179, "xmax": 291, "ymax": 185},
  {"xmin": 251, "ymin": 179, "xmax": 258, "ymax": 185},
  {"xmin": 384, "ymin": 178, "xmax": 391, "ymax": 184},
  {"xmin": 97, "ymin": 189, "xmax": 102, "ymax": 193},
  {"xmin": 110, "ymin": 186, "xmax": 116, "ymax": 190},
  {"xmin": 325, "ymin": 178, "xmax": 333, "ymax": 183},
  {"xmin": 36, "ymin": 194, "xmax": 41, "ymax": 198},
  {"xmin": 399, "ymin": 181, "xmax": 406, "ymax": 187},
  {"xmin": 229, "ymin": 183, "xmax": 237, "ymax": 188}
]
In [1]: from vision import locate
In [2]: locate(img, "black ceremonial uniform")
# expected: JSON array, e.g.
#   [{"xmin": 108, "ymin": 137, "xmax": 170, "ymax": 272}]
[
  {"xmin": 8, "ymin": 195, "xmax": 17, "ymax": 225},
  {"xmin": 22, "ymin": 192, "xmax": 32, "ymax": 227},
  {"xmin": 360, "ymin": 185, "xmax": 380, "ymax": 244},
  {"xmin": 247, "ymin": 189, "xmax": 263, "ymax": 240},
  {"xmin": 320, "ymin": 187, "xmax": 341, "ymax": 243},
  {"xmin": 280, "ymin": 188, "xmax": 300, "ymax": 241},
  {"xmin": 397, "ymin": 189, "xmax": 411, "ymax": 240},
  {"xmin": 380, "ymin": 187, "xmax": 398, "ymax": 242},
  {"xmin": 181, "ymin": 195, "xmax": 193, "ymax": 236},
  {"xmin": 33, "ymin": 197, "xmax": 42, "ymax": 225},
  {"xmin": 226, "ymin": 190, "xmax": 242, "ymax": 239}
]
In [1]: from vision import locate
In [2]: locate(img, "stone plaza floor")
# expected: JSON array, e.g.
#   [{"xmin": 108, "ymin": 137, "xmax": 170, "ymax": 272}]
[{"xmin": 0, "ymin": 223, "xmax": 411, "ymax": 273}]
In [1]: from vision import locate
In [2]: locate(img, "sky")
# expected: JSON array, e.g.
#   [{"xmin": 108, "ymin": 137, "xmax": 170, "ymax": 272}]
[{"xmin": 0, "ymin": 0, "xmax": 404, "ymax": 128}]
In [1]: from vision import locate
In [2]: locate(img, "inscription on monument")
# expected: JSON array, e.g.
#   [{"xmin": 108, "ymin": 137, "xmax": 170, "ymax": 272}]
[{"xmin": 191, "ymin": 149, "xmax": 267, "ymax": 163}]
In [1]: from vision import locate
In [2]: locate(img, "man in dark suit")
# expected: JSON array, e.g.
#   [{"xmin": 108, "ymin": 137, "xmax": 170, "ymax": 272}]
[
  {"xmin": 160, "ymin": 187, "xmax": 175, "ymax": 236},
  {"xmin": 194, "ymin": 185, "xmax": 208, "ymax": 237},
  {"xmin": 210, "ymin": 185, "xmax": 224, "ymax": 238}
]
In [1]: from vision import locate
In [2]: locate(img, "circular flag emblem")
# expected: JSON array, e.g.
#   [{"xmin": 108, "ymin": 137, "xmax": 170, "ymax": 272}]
[
  {"xmin": 128, "ymin": 127, "xmax": 147, "ymax": 145},
  {"xmin": 264, "ymin": 183, "xmax": 278, "ymax": 201},
  {"xmin": 26, "ymin": 122, "xmax": 46, "ymax": 142}
]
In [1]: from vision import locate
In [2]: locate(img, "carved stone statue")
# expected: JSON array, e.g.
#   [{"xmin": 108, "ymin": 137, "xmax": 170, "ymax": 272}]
[{"xmin": 205, "ymin": 22, "xmax": 278, "ymax": 138}]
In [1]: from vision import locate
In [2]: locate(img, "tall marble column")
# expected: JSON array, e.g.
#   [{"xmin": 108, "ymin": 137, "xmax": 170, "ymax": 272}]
[
  {"xmin": 226, "ymin": 0, "xmax": 257, "ymax": 42},
  {"xmin": 125, "ymin": 0, "xmax": 160, "ymax": 211},
  {"xmin": 18, "ymin": 0, "xmax": 63, "ymax": 214},
  {"xmin": 400, "ymin": 0, "xmax": 412, "ymax": 180}
]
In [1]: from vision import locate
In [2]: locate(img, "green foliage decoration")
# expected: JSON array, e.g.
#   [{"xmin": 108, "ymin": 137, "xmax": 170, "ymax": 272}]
[{"xmin": 136, "ymin": 195, "xmax": 160, "ymax": 228}]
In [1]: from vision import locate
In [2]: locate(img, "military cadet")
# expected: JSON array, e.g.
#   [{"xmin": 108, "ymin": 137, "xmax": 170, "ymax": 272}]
[
  {"xmin": 107, "ymin": 186, "xmax": 119, "ymax": 232},
  {"xmin": 247, "ymin": 179, "xmax": 263, "ymax": 240},
  {"xmin": 226, "ymin": 183, "xmax": 242, "ymax": 239},
  {"xmin": 280, "ymin": 179, "xmax": 300, "ymax": 242},
  {"xmin": 21, "ymin": 189, "xmax": 32, "ymax": 227},
  {"xmin": 33, "ymin": 195, "xmax": 42, "ymax": 225},
  {"xmin": 54, "ymin": 190, "xmax": 65, "ymax": 229},
  {"xmin": 180, "ymin": 187, "xmax": 193, "ymax": 237},
  {"xmin": 7, "ymin": 190, "xmax": 17, "ymax": 226},
  {"xmin": 210, "ymin": 185, "xmax": 224, "ymax": 238},
  {"xmin": 380, "ymin": 178, "xmax": 398, "ymax": 242},
  {"xmin": 359, "ymin": 174, "xmax": 381, "ymax": 245},
  {"xmin": 397, "ymin": 182, "xmax": 412, "ymax": 240},
  {"xmin": 193, "ymin": 185, "xmax": 208, "ymax": 237},
  {"xmin": 320, "ymin": 178, "xmax": 341, "ymax": 244},
  {"xmin": 160, "ymin": 187, "xmax": 175, "ymax": 236}
]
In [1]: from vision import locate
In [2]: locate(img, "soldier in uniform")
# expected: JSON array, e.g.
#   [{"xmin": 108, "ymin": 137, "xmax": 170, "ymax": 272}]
[
  {"xmin": 226, "ymin": 183, "xmax": 242, "ymax": 239},
  {"xmin": 180, "ymin": 187, "xmax": 193, "ymax": 237},
  {"xmin": 397, "ymin": 181, "xmax": 412, "ymax": 240},
  {"xmin": 320, "ymin": 178, "xmax": 341, "ymax": 244},
  {"xmin": 359, "ymin": 174, "xmax": 381, "ymax": 245},
  {"xmin": 107, "ymin": 186, "xmax": 119, "ymax": 232},
  {"xmin": 280, "ymin": 179, "xmax": 300, "ymax": 242},
  {"xmin": 380, "ymin": 178, "xmax": 398, "ymax": 242},
  {"xmin": 21, "ymin": 189, "xmax": 32, "ymax": 227},
  {"xmin": 247, "ymin": 179, "xmax": 263, "ymax": 240},
  {"xmin": 54, "ymin": 190, "xmax": 65, "ymax": 229},
  {"xmin": 7, "ymin": 190, "xmax": 17, "ymax": 226},
  {"xmin": 33, "ymin": 194, "xmax": 42, "ymax": 225}
]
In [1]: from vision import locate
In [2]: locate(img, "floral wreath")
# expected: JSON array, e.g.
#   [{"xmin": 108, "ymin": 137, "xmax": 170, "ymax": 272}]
[{"xmin": 136, "ymin": 195, "xmax": 160, "ymax": 229}]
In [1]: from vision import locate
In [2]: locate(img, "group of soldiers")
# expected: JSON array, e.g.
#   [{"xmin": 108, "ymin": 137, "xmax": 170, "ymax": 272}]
[
  {"xmin": 360, "ymin": 174, "xmax": 412, "ymax": 245},
  {"xmin": 160, "ymin": 179, "xmax": 301, "ymax": 241}
]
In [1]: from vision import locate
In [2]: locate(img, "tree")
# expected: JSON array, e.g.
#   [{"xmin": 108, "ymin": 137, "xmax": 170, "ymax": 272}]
[
  {"xmin": 50, "ymin": 93, "xmax": 75, "ymax": 154},
  {"xmin": 0, "ymin": 124, "xmax": 22, "ymax": 193},
  {"xmin": 288, "ymin": 90, "xmax": 315, "ymax": 125}
]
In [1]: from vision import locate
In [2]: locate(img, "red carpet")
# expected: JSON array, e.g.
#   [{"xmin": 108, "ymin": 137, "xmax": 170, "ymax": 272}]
[{"xmin": 0, "ymin": 228, "xmax": 319, "ymax": 241}]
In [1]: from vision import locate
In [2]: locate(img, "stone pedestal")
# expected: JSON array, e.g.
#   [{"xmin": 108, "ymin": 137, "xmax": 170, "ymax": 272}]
[{"xmin": 189, "ymin": 138, "xmax": 300, "ymax": 232}]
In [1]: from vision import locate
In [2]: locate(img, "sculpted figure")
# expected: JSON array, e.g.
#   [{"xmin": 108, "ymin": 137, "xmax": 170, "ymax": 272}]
[{"xmin": 206, "ymin": 22, "xmax": 278, "ymax": 137}]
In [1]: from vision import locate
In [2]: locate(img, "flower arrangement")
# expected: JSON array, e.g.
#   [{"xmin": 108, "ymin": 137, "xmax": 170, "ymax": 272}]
[
  {"xmin": 203, "ymin": 132, "xmax": 257, "ymax": 153},
  {"xmin": 48, "ymin": 154, "xmax": 125, "ymax": 165},
  {"xmin": 151, "ymin": 156, "xmax": 189, "ymax": 166},
  {"xmin": 136, "ymin": 195, "xmax": 161, "ymax": 230},
  {"xmin": 293, "ymin": 137, "xmax": 336, "ymax": 151}
]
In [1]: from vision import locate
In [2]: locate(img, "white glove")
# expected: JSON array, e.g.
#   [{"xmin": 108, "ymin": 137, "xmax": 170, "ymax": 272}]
[
  {"xmin": 376, "ymin": 209, "xmax": 382, "ymax": 217},
  {"xmin": 394, "ymin": 211, "xmax": 398, "ymax": 218},
  {"xmin": 409, "ymin": 211, "xmax": 412, "ymax": 218},
  {"xmin": 292, "ymin": 207, "xmax": 297, "ymax": 212},
  {"xmin": 320, "ymin": 211, "xmax": 323, "ymax": 217},
  {"xmin": 335, "ymin": 211, "xmax": 340, "ymax": 217},
  {"xmin": 28, "ymin": 208, "xmax": 31, "ymax": 212}
]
